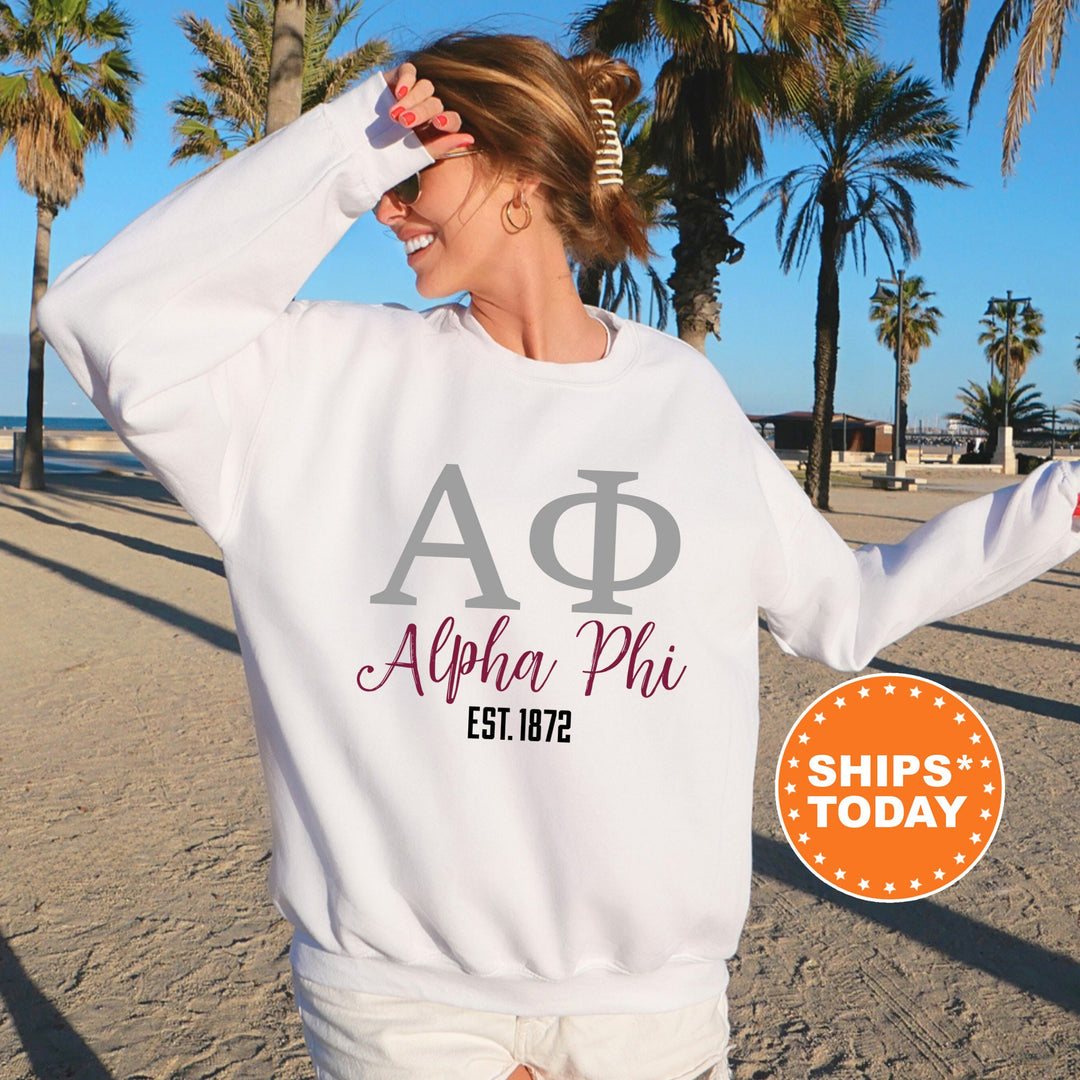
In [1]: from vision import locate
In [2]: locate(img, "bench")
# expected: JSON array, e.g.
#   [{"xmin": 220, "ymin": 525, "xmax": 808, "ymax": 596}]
[{"xmin": 861, "ymin": 472, "xmax": 923, "ymax": 491}]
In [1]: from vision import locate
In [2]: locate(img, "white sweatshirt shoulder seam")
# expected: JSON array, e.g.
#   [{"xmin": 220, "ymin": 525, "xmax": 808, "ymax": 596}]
[{"xmin": 104, "ymin": 122, "xmax": 350, "ymax": 388}]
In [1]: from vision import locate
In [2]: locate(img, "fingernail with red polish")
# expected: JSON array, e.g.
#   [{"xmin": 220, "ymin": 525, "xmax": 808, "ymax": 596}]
[
  {"xmin": 434, "ymin": 114, "xmax": 448, "ymax": 127},
  {"xmin": 397, "ymin": 84, "xmax": 408, "ymax": 98},
  {"xmin": 390, "ymin": 105, "xmax": 404, "ymax": 120},
  {"xmin": 400, "ymin": 111, "xmax": 416, "ymax": 126}
]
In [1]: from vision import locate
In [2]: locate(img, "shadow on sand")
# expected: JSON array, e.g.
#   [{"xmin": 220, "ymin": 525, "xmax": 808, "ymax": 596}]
[
  {"xmin": 927, "ymin": 618, "xmax": 1080, "ymax": 655},
  {"xmin": 2, "ymin": 501, "xmax": 224, "ymax": 577},
  {"xmin": 2, "ymin": 471, "xmax": 193, "ymax": 527},
  {"xmin": 752, "ymin": 833, "xmax": 1080, "ymax": 1014},
  {"xmin": 756, "ymin": 618, "xmax": 1080, "ymax": 724},
  {"xmin": 2, "ymin": 470, "xmax": 175, "ymax": 502},
  {"xmin": 0, "ymin": 932, "xmax": 114, "ymax": 1079},
  {"xmin": 0, "ymin": 538, "xmax": 239, "ymax": 654},
  {"xmin": 864, "ymin": 657, "xmax": 1080, "ymax": 726}
]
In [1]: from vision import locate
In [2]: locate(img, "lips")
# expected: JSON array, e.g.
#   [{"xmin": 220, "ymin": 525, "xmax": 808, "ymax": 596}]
[{"xmin": 403, "ymin": 234, "xmax": 436, "ymax": 255}]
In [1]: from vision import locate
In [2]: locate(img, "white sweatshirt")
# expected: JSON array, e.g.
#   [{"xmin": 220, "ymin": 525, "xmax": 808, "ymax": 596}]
[{"xmin": 37, "ymin": 74, "xmax": 1080, "ymax": 1016}]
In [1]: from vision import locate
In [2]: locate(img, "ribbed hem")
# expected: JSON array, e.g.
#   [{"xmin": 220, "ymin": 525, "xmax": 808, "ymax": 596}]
[{"xmin": 289, "ymin": 937, "xmax": 730, "ymax": 1017}]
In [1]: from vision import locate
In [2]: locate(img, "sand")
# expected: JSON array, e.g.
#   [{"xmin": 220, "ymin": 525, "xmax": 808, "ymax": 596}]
[{"xmin": 1, "ymin": 466, "xmax": 1077, "ymax": 1080}]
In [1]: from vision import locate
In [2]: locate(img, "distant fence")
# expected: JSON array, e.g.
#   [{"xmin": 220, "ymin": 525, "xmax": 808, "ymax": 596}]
[{"xmin": 7, "ymin": 429, "xmax": 126, "ymax": 474}]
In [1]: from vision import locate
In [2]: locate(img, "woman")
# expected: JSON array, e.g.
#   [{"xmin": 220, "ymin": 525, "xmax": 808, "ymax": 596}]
[{"xmin": 37, "ymin": 32, "xmax": 1080, "ymax": 1080}]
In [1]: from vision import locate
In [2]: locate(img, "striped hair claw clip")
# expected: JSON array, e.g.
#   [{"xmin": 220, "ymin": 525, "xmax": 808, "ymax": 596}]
[{"xmin": 590, "ymin": 98, "xmax": 624, "ymax": 188}]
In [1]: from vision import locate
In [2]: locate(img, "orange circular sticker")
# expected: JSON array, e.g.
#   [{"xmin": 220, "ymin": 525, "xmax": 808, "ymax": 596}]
[{"xmin": 775, "ymin": 673, "xmax": 1004, "ymax": 902}]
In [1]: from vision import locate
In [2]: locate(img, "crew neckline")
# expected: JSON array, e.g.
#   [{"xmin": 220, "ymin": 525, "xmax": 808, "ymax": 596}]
[{"xmin": 456, "ymin": 304, "xmax": 638, "ymax": 385}]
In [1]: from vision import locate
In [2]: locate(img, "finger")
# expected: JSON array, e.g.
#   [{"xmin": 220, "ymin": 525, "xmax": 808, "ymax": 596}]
[
  {"xmin": 385, "ymin": 61, "xmax": 416, "ymax": 101},
  {"xmin": 390, "ymin": 96, "xmax": 444, "ymax": 129},
  {"xmin": 425, "ymin": 132, "xmax": 475, "ymax": 158},
  {"xmin": 409, "ymin": 78, "xmax": 435, "ymax": 104},
  {"xmin": 391, "ymin": 77, "xmax": 436, "ymax": 116},
  {"xmin": 428, "ymin": 111, "xmax": 462, "ymax": 134}
]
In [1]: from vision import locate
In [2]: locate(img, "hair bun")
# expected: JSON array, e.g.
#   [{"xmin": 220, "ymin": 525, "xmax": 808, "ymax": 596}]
[
  {"xmin": 567, "ymin": 51, "xmax": 651, "ymax": 264},
  {"xmin": 570, "ymin": 52, "xmax": 641, "ymax": 115},
  {"xmin": 408, "ymin": 34, "xmax": 651, "ymax": 266}
]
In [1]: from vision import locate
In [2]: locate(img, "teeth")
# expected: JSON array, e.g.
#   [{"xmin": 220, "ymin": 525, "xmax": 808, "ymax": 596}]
[{"xmin": 404, "ymin": 234, "xmax": 435, "ymax": 255}]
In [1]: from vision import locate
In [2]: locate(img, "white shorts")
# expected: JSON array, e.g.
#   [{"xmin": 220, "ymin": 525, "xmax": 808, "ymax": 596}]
[{"xmin": 293, "ymin": 974, "xmax": 731, "ymax": 1080}]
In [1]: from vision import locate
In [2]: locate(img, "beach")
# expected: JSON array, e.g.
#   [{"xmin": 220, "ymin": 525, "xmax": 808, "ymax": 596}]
[{"xmin": 1, "ymin": 464, "xmax": 1077, "ymax": 1080}]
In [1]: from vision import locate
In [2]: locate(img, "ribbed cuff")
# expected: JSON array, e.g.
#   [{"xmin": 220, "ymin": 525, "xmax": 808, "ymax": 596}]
[{"xmin": 322, "ymin": 74, "xmax": 436, "ymax": 207}]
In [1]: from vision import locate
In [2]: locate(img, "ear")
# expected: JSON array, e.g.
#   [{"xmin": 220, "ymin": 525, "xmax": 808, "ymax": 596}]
[{"xmin": 513, "ymin": 175, "xmax": 543, "ymax": 204}]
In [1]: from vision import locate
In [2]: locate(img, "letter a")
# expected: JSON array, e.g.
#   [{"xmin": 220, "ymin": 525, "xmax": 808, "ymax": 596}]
[{"xmin": 370, "ymin": 464, "xmax": 520, "ymax": 609}]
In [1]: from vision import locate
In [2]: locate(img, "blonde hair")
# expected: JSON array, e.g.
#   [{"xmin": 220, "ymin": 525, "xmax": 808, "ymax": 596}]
[{"xmin": 407, "ymin": 34, "xmax": 651, "ymax": 266}]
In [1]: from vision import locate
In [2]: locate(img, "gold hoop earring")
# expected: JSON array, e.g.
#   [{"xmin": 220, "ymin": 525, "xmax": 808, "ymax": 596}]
[{"xmin": 502, "ymin": 195, "xmax": 533, "ymax": 233}]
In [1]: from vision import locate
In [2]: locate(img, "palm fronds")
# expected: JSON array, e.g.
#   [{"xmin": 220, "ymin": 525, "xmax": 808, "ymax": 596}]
[
  {"xmin": 169, "ymin": 0, "xmax": 389, "ymax": 165},
  {"xmin": 573, "ymin": 0, "xmax": 859, "ymax": 349},
  {"xmin": 0, "ymin": 0, "xmax": 138, "ymax": 206},
  {"xmin": 938, "ymin": 0, "xmax": 1079, "ymax": 176}
]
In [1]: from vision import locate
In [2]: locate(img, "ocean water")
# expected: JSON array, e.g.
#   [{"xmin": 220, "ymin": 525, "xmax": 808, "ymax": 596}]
[{"xmin": 0, "ymin": 415, "xmax": 111, "ymax": 431}]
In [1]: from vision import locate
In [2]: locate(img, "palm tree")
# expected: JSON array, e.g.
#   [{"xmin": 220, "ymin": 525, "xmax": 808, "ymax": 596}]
[
  {"xmin": 266, "ymin": 0, "xmax": 305, "ymax": 134},
  {"xmin": 977, "ymin": 298, "xmax": 1044, "ymax": 383},
  {"xmin": 265, "ymin": 0, "xmax": 357, "ymax": 135},
  {"xmin": 573, "ymin": 0, "xmax": 860, "ymax": 353},
  {"xmin": 171, "ymin": 0, "xmax": 388, "ymax": 163},
  {"xmin": 938, "ymin": 0, "xmax": 1078, "ymax": 177},
  {"xmin": 0, "ymin": 0, "xmax": 139, "ymax": 491},
  {"xmin": 868, "ymin": 273, "xmax": 942, "ymax": 460},
  {"xmin": 743, "ymin": 53, "xmax": 964, "ymax": 510},
  {"xmin": 948, "ymin": 378, "xmax": 1048, "ymax": 459}
]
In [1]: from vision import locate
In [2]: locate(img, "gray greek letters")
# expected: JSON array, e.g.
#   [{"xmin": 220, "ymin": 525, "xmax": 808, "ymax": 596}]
[
  {"xmin": 369, "ymin": 464, "xmax": 520, "ymax": 609},
  {"xmin": 529, "ymin": 470, "xmax": 680, "ymax": 614},
  {"xmin": 371, "ymin": 466, "xmax": 680, "ymax": 614}
]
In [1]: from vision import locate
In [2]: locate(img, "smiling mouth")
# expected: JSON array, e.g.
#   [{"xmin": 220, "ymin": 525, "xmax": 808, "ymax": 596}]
[{"xmin": 404, "ymin": 234, "xmax": 436, "ymax": 255}]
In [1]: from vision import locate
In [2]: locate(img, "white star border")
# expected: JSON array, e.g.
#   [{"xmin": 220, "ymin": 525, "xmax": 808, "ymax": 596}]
[{"xmin": 773, "ymin": 672, "xmax": 1006, "ymax": 903}]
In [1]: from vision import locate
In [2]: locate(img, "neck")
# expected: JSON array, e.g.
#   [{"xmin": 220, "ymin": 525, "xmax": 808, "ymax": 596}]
[{"xmin": 467, "ymin": 237, "xmax": 609, "ymax": 364}]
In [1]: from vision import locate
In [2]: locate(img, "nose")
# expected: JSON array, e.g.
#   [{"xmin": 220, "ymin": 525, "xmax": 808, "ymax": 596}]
[{"xmin": 375, "ymin": 190, "xmax": 407, "ymax": 225}]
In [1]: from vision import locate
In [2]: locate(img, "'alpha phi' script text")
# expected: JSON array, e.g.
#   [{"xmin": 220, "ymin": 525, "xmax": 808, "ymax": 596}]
[{"xmin": 356, "ymin": 614, "xmax": 687, "ymax": 703}]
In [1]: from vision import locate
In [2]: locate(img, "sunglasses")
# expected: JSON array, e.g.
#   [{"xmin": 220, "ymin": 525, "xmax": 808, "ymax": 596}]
[{"xmin": 386, "ymin": 146, "xmax": 483, "ymax": 206}]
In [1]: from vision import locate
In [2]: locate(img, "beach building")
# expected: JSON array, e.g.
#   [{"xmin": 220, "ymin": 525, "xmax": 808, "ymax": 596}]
[{"xmin": 748, "ymin": 411, "xmax": 893, "ymax": 460}]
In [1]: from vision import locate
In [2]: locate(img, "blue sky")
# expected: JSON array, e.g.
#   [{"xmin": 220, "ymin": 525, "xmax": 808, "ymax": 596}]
[{"xmin": 1, "ymin": 0, "xmax": 1078, "ymax": 425}]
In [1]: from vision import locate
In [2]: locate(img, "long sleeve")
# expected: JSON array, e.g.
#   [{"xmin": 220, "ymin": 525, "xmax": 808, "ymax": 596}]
[
  {"xmin": 754, "ymin": 436, "xmax": 1080, "ymax": 672},
  {"xmin": 36, "ymin": 74, "xmax": 433, "ymax": 542}
]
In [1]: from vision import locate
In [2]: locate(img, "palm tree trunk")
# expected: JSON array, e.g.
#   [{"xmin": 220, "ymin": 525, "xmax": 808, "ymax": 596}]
[
  {"xmin": 898, "ymin": 356, "xmax": 911, "ymax": 461},
  {"xmin": 20, "ymin": 199, "xmax": 55, "ymax": 491},
  {"xmin": 806, "ymin": 198, "xmax": 841, "ymax": 511},
  {"xmin": 894, "ymin": 349, "xmax": 911, "ymax": 460},
  {"xmin": 266, "ymin": 0, "xmax": 306, "ymax": 135},
  {"xmin": 577, "ymin": 264, "xmax": 602, "ymax": 308},
  {"xmin": 667, "ymin": 184, "xmax": 743, "ymax": 354}
]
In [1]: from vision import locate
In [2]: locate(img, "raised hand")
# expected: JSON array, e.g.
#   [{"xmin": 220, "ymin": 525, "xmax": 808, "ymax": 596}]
[{"xmin": 382, "ymin": 63, "xmax": 473, "ymax": 157}]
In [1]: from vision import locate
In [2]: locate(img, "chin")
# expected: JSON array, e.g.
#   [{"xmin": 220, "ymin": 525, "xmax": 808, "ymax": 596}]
[
  {"xmin": 413, "ymin": 279, "xmax": 441, "ymax": 299},
  {"xmin": 413, "ymin": 274, "xmax": 462, "ymax": 301}
]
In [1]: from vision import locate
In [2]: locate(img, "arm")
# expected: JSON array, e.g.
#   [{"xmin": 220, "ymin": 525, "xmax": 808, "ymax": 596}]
[
  {"xmin": 36, "ymin": 71, "xmax": 452, "ymax": 541},
  {"xmin": 754, "ymin": 440, "xmax": 1080, "ymax": 672}
]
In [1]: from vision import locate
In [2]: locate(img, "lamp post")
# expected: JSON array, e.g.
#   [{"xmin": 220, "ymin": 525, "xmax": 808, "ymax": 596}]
[
  {"xmin": 871, "ymin": 269, "xmax": 905, "ymax": 477},
  {"xmin": 985, "ymin": 290, "xmax": 1033, "ymax": 475}
]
